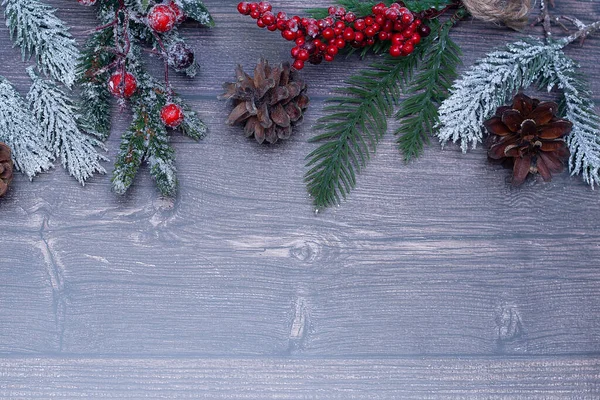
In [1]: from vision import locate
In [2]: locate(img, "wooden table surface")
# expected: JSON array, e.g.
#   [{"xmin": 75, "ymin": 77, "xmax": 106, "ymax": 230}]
[{"xmin": 1, "ymin": 0, "xmax": 600, "ymax": 398}]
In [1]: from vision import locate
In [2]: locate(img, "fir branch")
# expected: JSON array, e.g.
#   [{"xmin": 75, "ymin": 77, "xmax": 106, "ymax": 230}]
[
  {"xmin": 305, "ymin": 49, "xmax": 425, "ymax": 208},
  {"xmin": 394, "ymin": 21, "xmax": 460, "ymax": 161},
  {"xmin": 77, "ymin": 28, "xmax": 116, "ymax": 140},
  {"xmin": 147, "ymin": 127, "xmax": 177, "ymax": 196},
  {"xmin": 0, "ymin": 76, "xmax": 53, "ymax": 178},
  {"xmin": 436, "ymin": 39, "xmax": 555, "ymax": 151},
  {"xmin": 2, "ymin": 0, "xmax": 79, "ymax": 88},
  {"xmin": 27, "ymin": 68, "xmax": 106, "ymax": 184},
  {"xmin": 541, "ymin": 50, "xmax": 600, "ymax": 187}
]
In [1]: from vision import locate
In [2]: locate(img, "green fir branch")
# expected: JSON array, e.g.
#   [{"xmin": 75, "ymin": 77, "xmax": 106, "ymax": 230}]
[
  {"xmin": 394, "ymin": 21, "xmax": 460, "ymax": 161},
  {"xmin": 175, "ymin": 0, "xmax": 214, "ymax": 27},
  {"xmin": 77, "ymin": 27, "xmax": 116, "ymax": 140},
  {"xmin": 305, "ymin": 49, "xmax": 425, "ymax": 208}
]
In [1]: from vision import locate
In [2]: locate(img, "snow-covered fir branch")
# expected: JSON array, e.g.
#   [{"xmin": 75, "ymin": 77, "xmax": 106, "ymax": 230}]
[
  {"xmin": 436, "ymin": 39, "xmax": 557, "ymax": 152},
  {"xmin": 0, "ymin": 76, "xmax": 53, "ymax": 178},
  {"xmin": 27, "ymin": 68, "xmax": 107, "ymax": 184},
  {"xmin": 541, "ymin": 51, "xmax": 600, "ymax": 187},
  {"xmin": 2, "ymin": 0, "xmax": 79, "ymax": 87}
]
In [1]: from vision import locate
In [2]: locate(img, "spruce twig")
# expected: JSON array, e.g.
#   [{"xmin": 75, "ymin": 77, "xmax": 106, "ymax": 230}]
[
  {"xmin": 1, "ymin": 0, "xmax": 79, "ymax": 88},
  {"xmin": 395, "ymin": 21, "xmax": 460, "ymax": 161},
  {"xmin": 305, "ymin": 49, "xmax": 425, "ymax": 208}
]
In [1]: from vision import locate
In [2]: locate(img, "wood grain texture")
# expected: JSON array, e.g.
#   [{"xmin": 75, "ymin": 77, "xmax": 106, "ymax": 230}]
[
  {"xmin": 1, "ymin": 0, "xmax": 600, "ymax": 397},
  {"xmin": 1, "ymin": 356, "xmax": 599, "ymax": 399}
]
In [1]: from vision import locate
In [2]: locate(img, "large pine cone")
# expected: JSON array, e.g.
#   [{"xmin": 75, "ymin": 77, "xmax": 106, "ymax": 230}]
[
  {"xmin": 0, "ymin": 142, "xmax": 13, "ymax": 197},
  {"xmin": 485, "ymin": 93, "xmax": 572, "ymax": 186},
  {"xmin": 220, "ymin": 59, "xmax": 309, "ymax": 144}
]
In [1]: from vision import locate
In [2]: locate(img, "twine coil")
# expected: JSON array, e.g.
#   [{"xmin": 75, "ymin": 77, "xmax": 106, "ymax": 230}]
[{"xmin": 461, "ymin": 0, "xmax": 533, "ymax": 30}]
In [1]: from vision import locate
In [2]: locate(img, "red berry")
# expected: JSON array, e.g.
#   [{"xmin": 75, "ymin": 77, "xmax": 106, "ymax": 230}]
[
  {"xmin": 354, "ymin": 19, "xmax": 366, "ymax": 31},
  {"xmin": 237, "ymin": 2, "xmax": 251, "ymax": 15},
  {"xmin": 160, "ymin": 103, "xmax": 184, "ymax": 128},
  {"xmin": 168, "ymin": 1, "xmax": 186, "ymax": 24},
  {"xmin": 418, "ymin": 24, "xmax": 431, "ymax": 37},
  {"xmin": 324, "ymin": 53, "xmax": 334, "ymax": 62},
  {"xmin": 409, "ymin": 33, "xmax": 421, "ymax": 45},
  {"xmin": 328, "ymin": 6, "xmax": 337, "ymax": 15},
  {"xmin": 295, "ymin": 37, "xmax": 305, "ymax": 46},
  {"xmin": 391, "ymin": 33, "xmax": 404, "ymax": 45},
  {"xmin": 343, "ymin": 27, "xmax": 355, "ymax": 42},
  {"xmin": 401, "ymin": 13, "xmax": 414, "ymax": 25},
  {"xmin": 148, "ymin": 4, "xmax": 176, "ymax": 33},
  {"xmin": 385, "ymin": 9, "xmax": 399, "ymax": 20},
  {"xmin": 267, "ymin": 24, "xmax": 277, "ymax": 31},
  {"xmin": 297, "ymin": 49, "xmax": 310, "ymax": 61},
  {"xmin": 257, "ymin": 1, "xmax": 271, "ymax": 13},
  {"xmin": 344, "ymin": 12, "xmax": 356, "ymax": 23},
  {"xmin": 326, "ymin": 45, "xmax": 338, "ymax": 56},
  {"xmin": 364, "ymin": 26, "xmax": 376, "ymax": 37},
  {"xmin": 354, "ymin": 31, "xmax": 365, "ymax": 42},
  {"xmin": 335, "ymin": 38, "xmax": 346, "ymax": 49},
  {"xmin": 291, "ymin": 46, "xmax": 301, "ymax": 58},
  {"xmin": 322, "ymin": 27, "xmax": 335, "ymax": 40},
  {"xmin": 402, "ymin": 43, "xmax": 414, "ymax": 55},
  {"xmin": 292, "ymin": 59, "xmax": 305, "ymax": 70},
  {"xmin": 262, "ymin": 11, "xmax": 275, "ymax": 26},
  {"xmin": 389, "ymin": 45, "xmax": 402, "ymax": 57},
  {"xmin": 365, "ymin": 16, "xmax": 374, "ymax": 26},
  {"xmin": 250, "ymin": 9, "xmax": 261, "ymax": 19},
  {"xmin": 375, "ymin": 14, "xmax": 385, "ymax": 25},
  {"xmin": 378, "ymin": 31, "xmax": 389, "ymax": 41},
  {"xmin": 256, "ymin": 18, "xmax": 266, "ymax": 28},
  {"xmin": 282, "ymin": 30, "xmax": 296, "ymax": 40},
  {"xmin": 108, "ymin": 72, "xmax": 137, "ymax": 98},
  {"xmin": 372, "ymin": 2, "xmax": 386, "ymax": 14}
]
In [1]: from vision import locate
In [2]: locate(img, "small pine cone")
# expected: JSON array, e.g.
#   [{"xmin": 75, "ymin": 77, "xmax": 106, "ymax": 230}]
[
  {"xmin": 485, "ymin": 93, "xmax": 572, "ymax": 186},
  {"xmin": 220, "ymin": 59, "xmax": 309, "ymax": 144},
  {"xmin": 0, "ymin": 142, "xmax": 14, "ymax": 197}
]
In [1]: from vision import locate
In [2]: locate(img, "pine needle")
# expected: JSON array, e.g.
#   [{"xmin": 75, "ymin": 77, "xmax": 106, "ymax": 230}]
[{"xmin": 395, "ymin": 21, "xmax": 460, "ymax": 161}]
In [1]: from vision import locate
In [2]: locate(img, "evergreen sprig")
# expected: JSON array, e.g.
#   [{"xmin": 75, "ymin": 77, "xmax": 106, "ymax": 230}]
[
  {"xmin": 540, "ymin": 50, "xmax": 600, "ymax": 187},
  {"xmin": 394, "ymin": 21, "xmax": 460, "ymax": 161},
  {"xmin": 27, "ymin": 68, "xmax": 106, "ymax": 184},
  {"xmin": 0, "ymin": 76, "xmax": 54, "ymax": 178},
  {"xmin": 304, "ymin": 49, "xmax": 425, "ymax": 208},
  {"xmin": 2, "ymin": 0, "xmax": 79, "ymax": 88}
]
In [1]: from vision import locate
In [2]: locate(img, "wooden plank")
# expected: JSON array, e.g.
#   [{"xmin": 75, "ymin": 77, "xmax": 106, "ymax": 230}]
[
  {"xmin": 0, "ymin": 0, "xmax": 599, "ymax": 360},
  {"xmin": 1, "ymin": 356, "xmax": 599, "ymax": 399}
]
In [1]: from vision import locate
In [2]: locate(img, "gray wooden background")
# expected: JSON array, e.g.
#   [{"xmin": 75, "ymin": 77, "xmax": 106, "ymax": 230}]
[{"xmin": 1, "ymin": 0, "xmax": 600, "ymax": 398}]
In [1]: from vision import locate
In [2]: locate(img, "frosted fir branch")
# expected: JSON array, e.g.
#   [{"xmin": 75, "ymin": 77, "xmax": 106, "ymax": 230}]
[
  {"xmin": 174, "ymin": 0, "xmax": 214, "ymax": 27},
  {"xmin": 436, "ymin": 39, "xmax": 556, "ymax": 151},
  {"xmin": 2, "ymin": 0, "xmax": 79, "ymax": 88},
  {"xmin": 0, "ymin": 76, "xmax": 54, "ymax": 178},
  {"xmin": 27, "ymin": 68, "xmax": 107, "ymax": 184},
  {"xmin": 541, "ymin": 51, "xmax": 600, "ymax": 187}
]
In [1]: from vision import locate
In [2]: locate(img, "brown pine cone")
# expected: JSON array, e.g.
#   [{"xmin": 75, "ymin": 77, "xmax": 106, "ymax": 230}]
[
  {"xmin": 220, "ymin": 59, "xmax": 309, "ymax": 144},
  {"xmin": 485, "ymin": 93, "xmax": 572, "ymax": 186},
  {"xmin": 0, "ymin": 142, "xmax": 13, "ymax": 197}
]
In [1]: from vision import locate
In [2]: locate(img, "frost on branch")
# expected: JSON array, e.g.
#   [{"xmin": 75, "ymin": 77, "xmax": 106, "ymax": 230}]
[
  {"xmin": 541, "ymin": 51, "xmax": 600, "ymax": 188},
  {"xmin": 436, "ymin": 39, "xmax": 554, "ymax": 152},
  {"xmin": 0, "ymin": 76, "xmax": 53, "ymax": 178},
  {"xmin": 27, "ymin": 68, "xmax": 106, "ymax": 184},
  {"xmin": 2, "ymin": 0, "xmax": 79, "ymax": 88}
]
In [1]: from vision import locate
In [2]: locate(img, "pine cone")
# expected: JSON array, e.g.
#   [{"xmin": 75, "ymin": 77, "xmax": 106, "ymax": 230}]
[
  {"xmin": 485, "ymin": 93, "xmax": 572, "ymax": 186},
  {"xmin": 220, "ymin": 59, "xmax": 309, "ymax": 144},
  {"xmin": 0, "ymin": 142, "xmax": 13, "ymax": 197}
]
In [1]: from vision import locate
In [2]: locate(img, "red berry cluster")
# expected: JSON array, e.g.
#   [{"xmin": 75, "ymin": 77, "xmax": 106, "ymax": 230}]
[{"xmin": 237, "ymin": 1, "xmax": 432, "ymax": 70}]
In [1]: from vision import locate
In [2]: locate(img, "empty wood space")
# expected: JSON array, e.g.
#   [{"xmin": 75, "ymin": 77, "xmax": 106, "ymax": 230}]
[{"xmin": 1, "ymin": 0, "xmax": 599, "ymax": 398}]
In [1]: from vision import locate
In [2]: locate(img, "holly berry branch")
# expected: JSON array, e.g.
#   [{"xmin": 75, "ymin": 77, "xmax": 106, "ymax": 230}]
[{"xmin": 78, "ymin": 0, "xmax": 212, "ymax": 196}]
